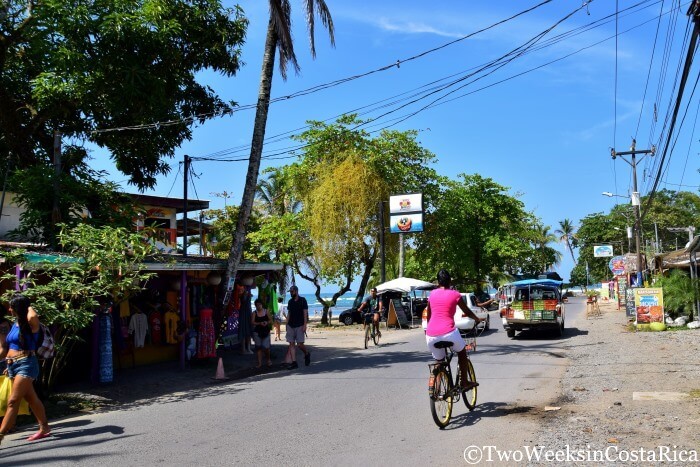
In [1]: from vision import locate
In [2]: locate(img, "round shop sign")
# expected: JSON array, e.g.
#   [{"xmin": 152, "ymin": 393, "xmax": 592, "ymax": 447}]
[{"xmin": 609, "ymin": 256, "xmax": 626, "ymax": 275}]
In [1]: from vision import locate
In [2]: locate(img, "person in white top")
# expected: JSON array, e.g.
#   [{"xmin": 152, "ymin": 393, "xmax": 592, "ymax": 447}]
[{"xmin": 274, "ymin": 297, "xmax": 288, "ymax": 341}]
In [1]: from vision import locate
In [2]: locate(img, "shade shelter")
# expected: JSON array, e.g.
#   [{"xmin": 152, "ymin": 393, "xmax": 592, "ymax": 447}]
[{"xmin": 376, "ymin": 277, "xmax": 435, "ymax": 327}]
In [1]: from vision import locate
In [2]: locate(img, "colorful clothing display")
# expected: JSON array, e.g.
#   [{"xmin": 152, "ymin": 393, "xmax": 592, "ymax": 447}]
[
  {"xmin": 99, "ymin": 312, "xmax": 113, "ymax": 383},
  {"xmin": 164, "ymin": 310, "xmax": 180, "ymax": 345},
  {"xmin": 238, "ymin": 290, "xmax": 252, "ymax": 342},
  {"xmin": 149, "ymin": 310, "xmax": 162, "ymax": 345},
  {"xmin": 128, "ymin": 311, "xmax": 149, "ymax": 348},
  {"xmin": 197, "ymin": 307, "xmax": 216, "ymax": 358}
]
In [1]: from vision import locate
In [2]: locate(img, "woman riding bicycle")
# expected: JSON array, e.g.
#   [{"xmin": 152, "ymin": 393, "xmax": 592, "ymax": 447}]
[{"xmin": 425, "ymin": 270, "xmax": 483, "ymax": 390}]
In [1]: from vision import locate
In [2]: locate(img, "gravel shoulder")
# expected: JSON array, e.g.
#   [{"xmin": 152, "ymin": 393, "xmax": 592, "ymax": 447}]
[{"xmin": 533, "ymin": 298, "xmax": 700, "ymax": 465}]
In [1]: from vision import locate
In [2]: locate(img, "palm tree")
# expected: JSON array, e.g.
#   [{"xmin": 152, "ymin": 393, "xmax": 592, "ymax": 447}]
[
  {"xmin": 255, "ymin": 171, "xmax": 301, "ymax": 294},
  {"xmin": 256, "ymin": 170, "xmax": 300, "ymax": 216},
  {"xmin": 555, "ymin": 218, "xmax": 577, "ymax": 263},
  {"xmin": 533, "ymin": 225, "xmax": 562, "ymax": 271},
  {"xmin": 224, "ymin": 1, "xmax": 335, "ymax": 299}
]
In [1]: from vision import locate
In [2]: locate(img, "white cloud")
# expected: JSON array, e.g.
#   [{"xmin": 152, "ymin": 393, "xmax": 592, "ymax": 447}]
[{"xmin": 375, "ymin": 18, "xmax": 465, "ymax": 38}]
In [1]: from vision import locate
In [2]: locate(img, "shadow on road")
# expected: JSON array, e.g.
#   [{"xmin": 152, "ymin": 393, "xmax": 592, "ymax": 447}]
[{"xmin": 442, "ymin": 401, "xmax": 537, "ymax": 429}]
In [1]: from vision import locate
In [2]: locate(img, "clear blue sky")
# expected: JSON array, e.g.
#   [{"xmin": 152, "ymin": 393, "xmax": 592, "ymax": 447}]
[{"xmin": 92, "ymin": 1, "xmax": 700, "ymax": 293}]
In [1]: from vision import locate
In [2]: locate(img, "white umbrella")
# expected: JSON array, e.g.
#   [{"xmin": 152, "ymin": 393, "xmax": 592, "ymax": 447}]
[{"xmin": 375, "ymin": 277, "xmax": 435, "ymax": 294}]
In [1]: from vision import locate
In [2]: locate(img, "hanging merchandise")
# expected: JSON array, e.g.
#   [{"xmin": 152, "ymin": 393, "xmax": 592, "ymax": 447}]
[
  {"xmin": 128, "ymin": 307, "xmax": 149, "ymax": 348},
  {"xmin": 233, "ymin": 283, "xmax": 245, "ymax": 310},
  {"xmin": 186, "ymin": 328, "xmax": 197, "ymax": 360},
  {"xmin": 269, "ymin": 286, "xmax": 278, "ymax": 315},
  {"xmin": 149, "ymin": 307, "xmax": 163, "ymax": 345},
  {"xmin": 99, "ymin": 307, "xmax": 114, "ymax": 383},
  {"xmin": 259, "ymin": 279, "xmax": 269, "ymax": 310},
  {"xmin": 164, "ymin": 306, "xmax": 180, "ymax": 345},
  {"xmin": 237, "ymin": 289, "xmax": 252, "ymax": 348},
  {"xmin": 219, "ymin": 314, "xmax": 238, "ymax": 349},
  {"xmin": 197, "ymin": 306, "xmax": 216, "ymax": 358}
]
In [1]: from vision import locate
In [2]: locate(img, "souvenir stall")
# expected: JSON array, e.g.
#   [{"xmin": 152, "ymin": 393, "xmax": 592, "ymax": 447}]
[{"xmin": 107, "ymin": 258, "xmax": 283, "ymax": 373}]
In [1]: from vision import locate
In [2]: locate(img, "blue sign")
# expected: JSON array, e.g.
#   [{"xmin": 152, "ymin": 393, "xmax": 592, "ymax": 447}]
[{"xmin": 609, "ymin": 256, "xmax": 626, "ymax": 275}]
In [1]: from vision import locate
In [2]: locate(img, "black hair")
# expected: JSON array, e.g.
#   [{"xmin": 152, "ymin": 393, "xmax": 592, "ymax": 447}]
[
  {"xmin": 10, "ymin": 294, "xmax": 32, "ymax": 348},
  {"xmin": 437, "ymin": 269, "xmax": 451, "ymax": 287},
  {"xmin": 254, "ymin": 299, "xmax": 263, "ymax": 306},
  {"xmin": 371, "ymin": 287, "xmax": 377, "ymax": 293},
  {"xmin": 277, "ymin": 297, "xmax": 283, "ymax": 303}
]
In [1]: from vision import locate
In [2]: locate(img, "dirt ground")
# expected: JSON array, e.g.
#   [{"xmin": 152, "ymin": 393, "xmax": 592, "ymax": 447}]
[{"xmin": 533, "ymin": 298, "xmax": 700, "ymax": 465}]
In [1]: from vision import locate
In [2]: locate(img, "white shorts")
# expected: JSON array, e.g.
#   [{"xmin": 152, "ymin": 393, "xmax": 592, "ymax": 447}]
[{"xmin": 426, "ymin": 328, "xmax": 465, "ymax": 360}]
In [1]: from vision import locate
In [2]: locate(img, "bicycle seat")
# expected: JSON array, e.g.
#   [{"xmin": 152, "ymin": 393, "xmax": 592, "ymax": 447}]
[{"xmin": 433, "ymin": 341, "xmax": 453, "ymax": 349}]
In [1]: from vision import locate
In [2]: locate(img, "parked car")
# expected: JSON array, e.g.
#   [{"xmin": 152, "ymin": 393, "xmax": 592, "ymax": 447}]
[
  {"xmin": 456, "ymin": 293, "xmax": 490, "ymax": 333},
  {"xmin": 338, "ymin": 307, "xmax": 363, "ymax": 325},
  {"xmin": 421, "ymin": 293, "xmax": 490, "ymax": 334},
  {"xmin": 499, "ymin": 279, "xmax": 566, "ymax": 338}
]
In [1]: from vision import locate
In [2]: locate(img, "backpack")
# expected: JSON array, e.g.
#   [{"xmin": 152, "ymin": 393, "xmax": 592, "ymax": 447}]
[{"xmin": 34, "ymin": 324, "xmax": 56, "ymax": 359}]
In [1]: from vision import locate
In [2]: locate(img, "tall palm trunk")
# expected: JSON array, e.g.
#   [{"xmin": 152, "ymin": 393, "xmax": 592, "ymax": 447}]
[{"xmin": 224, "ymin": 21, "xmax": 277, "ymax": 297}]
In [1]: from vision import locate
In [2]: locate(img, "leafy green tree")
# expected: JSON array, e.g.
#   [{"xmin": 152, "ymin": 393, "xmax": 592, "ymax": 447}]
[
  {"xmin": 203, "ymin": 204, "xmax": 262, "ymax": 261},
  {"xmin": 283, "ymin": 115, "xmax": 440, "ymax": 321},
  {"xmin": 0, "ymin": 0, "xmax": 247, "ymax": 189},
  {"xmin": 7, "ymin": 164, "xmax": 137, "ymax": 244},
  {"xmin": 571, "ymin": 190, "xmax": 700, "ymax": 286},
  {"xmin": 1, "ymin": 224, "xmax": 156, "ymax": 389},
  {"xmin": 530, "ymin": 224, "xmax": 562, "ymax": 272},
  {"xmin": 224, "ymin": 0, "xmax": 334, "ymax": 307},
  {"xmin": 254, "ymin": 170, "xmax": 301, "ymax": 294},
  {"xmin": 415, "ymin": 174, "xmax": 536, "ymax": 290},
  {"xmin": 555, "ymin": 218, "xmax": 577, "ymax": 262}
]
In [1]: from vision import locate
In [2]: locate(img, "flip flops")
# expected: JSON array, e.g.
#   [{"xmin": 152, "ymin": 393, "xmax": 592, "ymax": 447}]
[{"xmin": 27, "ymin": 431, "xmax": 51, "ymax": 442}]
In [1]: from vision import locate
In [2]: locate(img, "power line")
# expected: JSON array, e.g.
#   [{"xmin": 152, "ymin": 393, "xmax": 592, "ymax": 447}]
[
  {"xmin": 89, "ymin": 0, "xmax": 557, "ymax": 136},
  {"xmin": 197, "ymin": 0, "xmax": 663, "ymax": 162}
]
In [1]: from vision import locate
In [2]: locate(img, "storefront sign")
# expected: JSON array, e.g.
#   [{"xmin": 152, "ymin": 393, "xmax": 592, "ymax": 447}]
[
  {"xmin": 625, "ymin": 287, "xmax": 636, "ymax": 318},
  {"xmin": 617, "ymin": 277, "xmax": 627, "ymax": 308},
  {"xmin": 609, "ymin": 256, "xmax": 626, "ymax": 275},
  {"xmin": 634, "ymin": 288, "xmax": 664, "ymax": 325},
  {"xmin": 594, "ymin": 245, "xmax": 614, "ymax": 257},
  {"xmin": 389, "ymin": 193, "xmax": 424, "ymax": 234}
]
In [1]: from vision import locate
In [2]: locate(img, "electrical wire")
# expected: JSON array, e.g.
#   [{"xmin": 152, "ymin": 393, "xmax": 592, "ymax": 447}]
[
  {"xmin": 196, "ymin": 0, "xmax": 664, "ymax": 162},
  {"xmin": 89, "ymin": 0, "xmax": 557, "ymax": 136},
  {"xmin": 165, "ymin": 164, "xmax": 182, "ymax": 197}
]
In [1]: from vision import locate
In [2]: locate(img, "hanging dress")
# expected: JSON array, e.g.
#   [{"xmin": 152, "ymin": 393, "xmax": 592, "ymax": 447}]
[{"xmin": 197, "ymin": 307, "xmax": 216, "ymax": 358}]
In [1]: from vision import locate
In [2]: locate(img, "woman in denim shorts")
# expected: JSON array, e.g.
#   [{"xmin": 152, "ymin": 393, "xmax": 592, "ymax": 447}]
[{"xmin": 0, "ymin": 294, "xmax": 52, "ymax": 444}]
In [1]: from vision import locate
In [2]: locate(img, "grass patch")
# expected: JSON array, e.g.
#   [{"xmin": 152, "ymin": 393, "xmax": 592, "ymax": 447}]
[
  {"xmin": 665, "ymin": 325, "xmax": 691, "ymax": 332},
  {"xmin": 689, "ymin": 389, "xmax": 700, "ymax": 399}
]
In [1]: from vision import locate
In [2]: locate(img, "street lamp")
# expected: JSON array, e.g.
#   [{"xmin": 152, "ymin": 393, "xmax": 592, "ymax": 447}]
[{"xmin": 602, "ymin": 192, "xmax": 630, "ymax": 199}]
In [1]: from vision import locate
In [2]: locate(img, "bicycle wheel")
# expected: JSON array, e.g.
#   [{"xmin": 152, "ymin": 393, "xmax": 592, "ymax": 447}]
[
  {"xmin": 364, "ymin": 325, "xmax": 370, "ymax": 349},
  {"xmin": 372, "ymin": 323, "xmax": 380, "ymax": 345},
  {"xmin": 457, "ymin": 359, "xmax": 478, "ymax": 411},
  {"xmin": 430, "ymin": 369, "xmax": 453, "ymax": 428}
]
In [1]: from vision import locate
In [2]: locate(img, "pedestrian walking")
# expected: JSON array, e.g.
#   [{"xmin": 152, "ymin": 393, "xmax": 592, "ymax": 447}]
[
  {"xmin": 274, "ymin": 297, "xmax": 287, "ymax": 341},
  {"xmin": 0, "ymin": 294, "xmax": 52, "ymax": 444},
  {"xmin": 251, "ymin": 299, "xmax": 272, "ymax": 369},
  {"xmin": 286, "ymin": 286, "xmax": 310, "ymax": 369}
]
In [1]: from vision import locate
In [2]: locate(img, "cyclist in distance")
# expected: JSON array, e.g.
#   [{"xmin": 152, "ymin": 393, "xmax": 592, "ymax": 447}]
[
  {"xmin": 357, "ymin": 287, "xmax": 382, "ymax": 338},
  {"xmin": 426, "ymin": 270, "xmax": 483, "ymax": 389}
]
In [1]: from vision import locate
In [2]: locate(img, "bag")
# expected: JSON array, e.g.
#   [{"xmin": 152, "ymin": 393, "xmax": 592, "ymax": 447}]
[
  {"xmin": 34, "ymin": 324, "xmax": 56, "ymax": 359},
  {"xmin": 0, "ymin": 375, "xmax": 30, "ymax": 416}
]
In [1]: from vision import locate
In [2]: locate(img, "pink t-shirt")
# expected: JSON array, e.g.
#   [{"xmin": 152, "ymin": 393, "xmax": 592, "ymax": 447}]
[{"xmin": 426, "ymin": 288, "xmax": 462, "ymax": 337}]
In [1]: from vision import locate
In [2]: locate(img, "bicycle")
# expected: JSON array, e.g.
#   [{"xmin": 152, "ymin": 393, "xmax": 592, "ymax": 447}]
[
  {"xmin": 363, "ymin": 313, "xmax": 380, "ymax": 349},
  {"xmin": 428, "ymin": 335, "xmax": 478, "ymax": 428}
]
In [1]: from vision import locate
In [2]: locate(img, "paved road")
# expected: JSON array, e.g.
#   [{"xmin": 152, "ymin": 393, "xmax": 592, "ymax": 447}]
[{"xmin": 1, "ymin": 299, "xmax": 586, "ymax": 466}]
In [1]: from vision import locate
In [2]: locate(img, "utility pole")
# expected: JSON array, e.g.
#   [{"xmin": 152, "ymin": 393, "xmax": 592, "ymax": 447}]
[
  {"xmin": 378, "ymin": 201, "xmax": 386, "ymax": 283},
  {"xmin": 611, "ymin": 140, "xmax": 655, "ymax": 286},
  {"xmin": 180, "ymin": 154, "xmax": 191, "ymax": 370},
  {"xmin": 398, "ymin": 233, "xmax": 404, "ymax": 278}
]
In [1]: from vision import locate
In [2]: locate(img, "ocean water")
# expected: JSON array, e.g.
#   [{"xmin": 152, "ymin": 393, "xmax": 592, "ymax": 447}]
[{"xmin": 252, "ymin": 293, "xmax": 359, "ymax": 315}]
